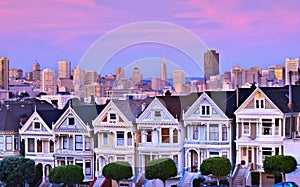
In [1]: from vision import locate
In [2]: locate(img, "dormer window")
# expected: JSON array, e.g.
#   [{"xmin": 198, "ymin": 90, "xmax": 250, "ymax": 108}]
[
  {"xmin": 200, "ymin": 105, "xmax": 211, "ymax": 116},
  {"xmin": 255, "ymin": 98, "xmax": 265, "ymax": 109},
  {"xmin": 109, "ymin": 113, "xmax": 117, "ymax": 123},
  {"xmin": 33, "ymin": 121, "xmax": 41, "ymax": 130},
  {"xmin": 68, "ymin": 117, "xmax": 75, "ymax": 125},
  {"xmin": 153, "ymin": 110, "xmax": 162, "ymax": 119}
]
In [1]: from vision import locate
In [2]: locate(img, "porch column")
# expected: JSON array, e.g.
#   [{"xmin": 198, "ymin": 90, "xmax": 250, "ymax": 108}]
[{"xmin": 197, "ymin": 149, "xmax": 201, "ymax": 172}]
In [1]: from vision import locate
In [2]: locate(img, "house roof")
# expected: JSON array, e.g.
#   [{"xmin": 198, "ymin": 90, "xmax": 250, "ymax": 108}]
[
  {"xmin": 38, "ymin": 109, "xmax": 65, "ymax": 129},
  {"xmin": 206, "ymin": 91, "xmax": 237, "ymax": 118},
  {"xmin": 260, "ymin": 86, "xmax": 300, "ymax": 113}
]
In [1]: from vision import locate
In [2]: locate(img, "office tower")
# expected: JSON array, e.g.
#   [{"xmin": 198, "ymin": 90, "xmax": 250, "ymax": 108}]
[
  {"xmin": 25, "ymin": 72, "xmax": 33, "ymax": 81},
  {"xmin": 85, "ymin": 70, "xmax": 98, "ymax": 85},
  {"xmin": 0, "ymin": 57, "xmax": 9, "ymax": 90},
  {"xmin": 161, "ymin": 53, "xmax": 167, "ymax": 88},
  {"xmin": 58, "ymin": 60, "xmax": 71, "ymax": 79},
  {"xmin": 173, "ymin": 70, "xmax": 186, "ymax": 94},
  {"xmin": 9, "ymin": 68, "xmax": 23, "ymax": 79},
  {"xmin": 231, "ymin": 63, "xmax": 243, "ymax": 88},
  {"xmin": 244, "ymin": 67, "xmax": 261, "ymax": 86},
  {"xmin": 32, "ymin": 61, "xmax": 41, "ymax": 81},
  {"xmin": 204, "ymin": 50, "xmax": 219, "ymax": 81},
  {"xmin": 132, "ymin": 67, "xmax": 143, "ymax": 85},
  {"xmin": 73, "ymin": 65, "xmax": 85, "ymax": 94},
  {"xmin": 285, "ymin": 58, "xmax": 299, "ymax": 85},
  {"xmin": 151, "ymin": 77, "xmax": 160, "ymax": 91},
  {"xmin": 274, "ymin": 65, "xmax": 285, "ymax": 86},
  {"xmin": 116, "ymin": 67, "xmax": 125, "ymax": 80},
  {"xmin": 41, "ymin": 68, "xmax": 57, "ymax": 95}
]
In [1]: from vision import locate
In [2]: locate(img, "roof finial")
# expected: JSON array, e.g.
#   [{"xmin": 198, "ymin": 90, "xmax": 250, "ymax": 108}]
[
  {"xmin": 68, "ymin": 100, "xmax": 72, "ymax": 108},
  {"xmin": 34, "ymin": 105, "xmax": 37, "ymax": 112}
]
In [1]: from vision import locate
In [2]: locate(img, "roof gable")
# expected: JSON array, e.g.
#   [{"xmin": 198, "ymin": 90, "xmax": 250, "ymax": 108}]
[{"xmin": 19, "ymin": 110, "xmax": 52, "ymax": 135}]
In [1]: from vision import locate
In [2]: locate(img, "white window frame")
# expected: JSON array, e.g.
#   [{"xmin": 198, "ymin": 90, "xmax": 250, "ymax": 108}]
[
  {"xmin": 153, "ymin": 110, "xmax": 162, "ymax": 119},
  {"xmin": 242, "ymin": 121, "xmax": 250, "ymax": 136},
  {"xmin": 85, "ymin": 137, "xmax": 91, "ymax": 151},
  {"xmin": 0, "ymin": 136, "xmax": 4, "ymax": 151},
  {"xmin": 262, "ymin": 119, "xmax": 273, "ymax": 136},
  {"xmin": 103, "ymin": 133, "xmax": 108, "ymax": 146},
  {"xmin": 85, "ymin": 160, "xmax": 91, "ymax": 175},
  {"xmin": 116, "ymin": 131, "xmax": 125, "ymax": 146},
  {"xmin": 209, "ymin": 124, "xmax": 219, "ymax": 141},
  {"xmin": 200, "ymin": 105, "xmax": 211, "ymax": 116},
  {"xmin": 28, "ymin": 138, "xmax": 35, "ymax": 152},
  {"xmin": 68, "ymin": 117, "xmax": 75, "ymax": 125},
  {"xmin": 109, "ymin": 113, "xmax": 117, "ymax": 123},
  {"xmin": 75, "ymin": 135, "xmax": 83, "ymax": 150},
  {"xmin": 6, "ymin": 136, "xmax": 12, "ymax": 151},
  {"xmin": 254, "ymin": 98, "xmax": 265, "ymax": 109},
  {"xmin": 33, "ymin": 121, "xmax": 41, "ymax": 130}
]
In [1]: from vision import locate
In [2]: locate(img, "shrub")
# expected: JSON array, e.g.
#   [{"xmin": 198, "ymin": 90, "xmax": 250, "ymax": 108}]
[{"xmin": 251, "ymin": 171, "xmax": 260, "ymax": 186}]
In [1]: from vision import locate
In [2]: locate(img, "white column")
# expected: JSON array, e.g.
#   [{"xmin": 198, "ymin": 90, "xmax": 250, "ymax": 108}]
[{"xmin": 141, "ymin": 130, "xmax": 146, "ymax": 143}]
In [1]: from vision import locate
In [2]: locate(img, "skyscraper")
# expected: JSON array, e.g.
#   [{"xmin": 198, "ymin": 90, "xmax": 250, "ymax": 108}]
[
  {"xmin": 161, "ymin": 53, "xmax": 167, "ymax": 88},
  {"xmin": 32, "ymin": 61, "xmax": 41, "ymax": 81},
  {"xmin": 285, "ymin": 58, "xmax": 299, "ymax": 85},
  {"xmin": 116, "ymin": 67, "xmax": 125, "ymax": 80},
  {"xmin": 204, "ymin": 50, "xmax": 219, "ymax": 81},
  {"xmin": 73, "ymin": 65, "xmax": 85, "ymax": 95},
  {"xmin": 0, "ymin": 57, "xmax": 9, "ymax": 90},
  {"xmin": 58, "ymin": 60, "xmax": 71, "ymax": 79},
  {"xmin": 132, "ymin": 67, "xmax": 142, "ymax": 85},
  {"xmin": 41, "ymin": 68, "xmax": 57, "ymax": 95},
  {"xmin": 173, "ymin": 70, "xmax": 186, "ymax": 94}
]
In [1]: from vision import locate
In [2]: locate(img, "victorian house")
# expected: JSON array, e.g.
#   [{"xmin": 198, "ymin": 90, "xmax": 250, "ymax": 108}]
[
  {"xmin": 52, "ymin": 103, "xmax": 104, "ymax": 183},
  {"xmin": 183, "ymin": 91, "xmax": 237, "ymax": 172}
]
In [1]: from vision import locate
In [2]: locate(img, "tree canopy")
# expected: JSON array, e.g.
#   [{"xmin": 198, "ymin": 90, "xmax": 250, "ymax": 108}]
[
  {"xmin": 102, "ymin": 161, "xmax": 133, "ymax": 187},
  {"xmin": 48, "ymin": 165, "xmax": 84, "ymax": 186},
  {"xmin": 263, "ymin": 155, "xmax": 297, "ymax": 181},
  {"xmin": 145, "ymin": 158, "xmax": 177, "ymax": 187},
  {"xmin": 200, "ymin": 157, "xmax": 231, "ymax": 185},
  {"xmin": 0, "ymin": 156, "xmax": 36, "ymax": 187}
]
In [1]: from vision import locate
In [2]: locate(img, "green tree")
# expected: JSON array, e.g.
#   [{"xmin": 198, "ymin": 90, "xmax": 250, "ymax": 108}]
[
  {"xmin": 263, "ymin": 155, "xmax": 297, "ymax": 182},
  {"xmin": 49, "ymin": 165, "xmax": 84, "ymax": 187},
  {"xmin": 0, "ymin": 156, "xmax": 36, "ymax": 187},
  {"xmin": 200, "ymin": 157, "xmax": 231, "ymax": 186},
  {"xmin": 102, "ymin": 161, "xmax": 133, "ymax": 187},
  {"xmin": 30, "ymin": 163, "xmax": 43, "ymax": 187},
  {"xmin": 145, "ymin": 158, "xmax": 177, "ymax": 187}
]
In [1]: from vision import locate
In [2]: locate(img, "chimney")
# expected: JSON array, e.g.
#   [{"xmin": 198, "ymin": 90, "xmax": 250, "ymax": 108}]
[{"xmin": 288, "ymin": 71, "xmax": 293, "ymax": 111}]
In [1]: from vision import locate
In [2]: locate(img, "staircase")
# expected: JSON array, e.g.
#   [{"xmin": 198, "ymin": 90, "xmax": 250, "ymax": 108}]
[
  {"xmin": 178, "ymin": 172, "xmax": 195, "ymax": 187},
  {"xmin": 232, "ymin": 167, "xmax": 247, "ymax": 187},
  {"xmin": 135, "ymin": 175, "xmax": 146, "ymax": 187}
]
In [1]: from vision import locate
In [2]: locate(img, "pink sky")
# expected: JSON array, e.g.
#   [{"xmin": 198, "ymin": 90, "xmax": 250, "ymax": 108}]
[{"xmin": 0, "ymin": 0, "xmax": 299, "ymax": 76}]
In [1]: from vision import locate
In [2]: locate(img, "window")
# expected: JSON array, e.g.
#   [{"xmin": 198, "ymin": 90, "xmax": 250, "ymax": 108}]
[
  {"xmin": 199, "ymin": 125, "xmax": 206, "ymax": 141},
  {"xmin": 262, "ymin": 119, "xmax": 272, "ymax": 135},
  {"xmin": 222, "ymin": 125, "xmax": 227, "ymax": 141},
  {"xmin": 0, "ymin": 136, "xmax": 3, "ymax": 151},
  {"xmin": 33, "ymin": 122, "xmax": 41, "ymax": 129},
  {"xmin": 127, "ymin": 132, "xmax": 132, "ymax": 146},
  {"xmin": 85, "ymin": 137, "xmax": 91, "ymax": 150},
  {"xmin": 50, "ymin": 140, "xmax": 54, "ymax": 152},
  {"xmin": 275, "ymin": 119, "xmax": 280, "ymax": 135},
  {"xmin": 209, "ymin": 151, "xmax": 219, "ymax": 157},
  {"xmin": 103, "ymin": 133, "xmax": 108, "ymax": 146},
  {"xmin": 173, "ymin": 155, "xmax": 178, "ymax": 169},
  {"xmin": 117, "ymin": 131, "xmax": 125, "ymax": 146},
  {"xmin": 243, "ymin": 122, "xmax": 250, "ymax": 135},
  {"xmin": 75, "ymin": 135, "xmax": 83, "ymax": 150},
  {"xmin": 28, "ymin": 138, "xmax": 35, "ymax": 152},
  {"xmin": 117, "ymin": 156, "xmax": 125, "ymax": 161},
  {"xmin": 146, "ymin": 131, "xmax": 152, "ymax": 142},
  {"xmin": 37, "ymin": 140, "xmax": 42, "ymax": 152},
  {"xmin": 109, "ymin": 113, "xmax": 117, "ymax": 123},
  {"xmin": 161, "ymin": 128, "xmax": 170, "ymax": 143},
  {"xmin": 262, "ymin": 147, "xmax": 272, "ymax": 161},
  {"xmin": 209, "ymin": 124, "xmax": 219, "ymax": 141},
  {"xmin": 222, "ymin": 152, "xmax": 228, "ymax": 158},
  {"xmin": 68, "ymin": 118, "xmax": 75, "ymax": 125},
  {"xmin": 85, "ymin": 160, "xmax": 91, "ymax": 175},
  {"xmin": 69, "ymin": 136, "xmax": 73, "ymax": 150},
  {"xmin": 63, "ymin": 136, "xmax": 68, "ymax": 149},
  {"xmin": 255, "ymin": 98, "xmax": 265, "ymax": 109},
  {"xmin": 200, "ymin": 105, "xmax": 211, "ymax": 116},
  {"xmin": 75, "ymin": 159, "xmax": 83, "ymax": 168},
  {"xmin": 6, "ymin": 136, "xmax": 12, "ymax": 151},
  {"xmin": 14, "ymin": 136, "xmax": 19, "ymax": 150},
  {"xmin": 192, "ymin": 126, "xmax": 199, "ymax": 140},
  {"xmin": 173, "ymin": 129, "xmax": 178, "ymax": 143},
  {"xmin": 154, "ymin": 111, "xmax": 161, "ymax": 118}
]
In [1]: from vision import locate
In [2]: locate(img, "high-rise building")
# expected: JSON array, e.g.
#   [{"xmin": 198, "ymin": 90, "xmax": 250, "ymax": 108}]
[
  {"xmin": 173, "ymin": 70, "xmax": 186, "ymax": 94},
  {"xmin": 160, "ymin": 53, "xmax": 167, "ymax": 88},
  {"xmin": 116, "ymin": 67, "xmax": 125, "ymax": 80},
  {"xmin": 85, "ymin": 70, "xmax": 98, "ymax": 85},
  {"xmin": 231, "ymin": 63, "xmax": 243, "ymax": 88},
  {"xmin": 32, "ymin": 61, "xmax": 41, "ymax": 81},
  {"xmin": 204, "ymin": 50, "xmax": 219, "ymax": 81},
  {"xmin": 41, "ymin": 68, "xmax": 57, "ymax": 95},
  {"xmin": 285, "ymin": 58, "xmax": 299, "ymax": 85},
  {"xmin": 244, "ymin": 67, "xmax": 261, "ymax": 85},
  {"xmin": 58, "ymin": 60, "xmax": 71, "ymax": 79},
  {"xmin": 73, "ymin": 65, "xmax": 85, "ymax": 95},
  {"xmin": 9, "ymin": 68, "xmax": 23, "ymax": 79},
  {"xmin": 132, "ymin": 67, "xmax": 143, "ymax": 85},
  {"xmin": 0, "ymin": 57, "xmax": 9, "ymax": 90}
]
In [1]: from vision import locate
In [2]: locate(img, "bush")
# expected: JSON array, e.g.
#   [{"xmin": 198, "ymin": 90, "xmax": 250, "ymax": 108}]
[
  {"xmin": 193, "ymin": 177, "xmax": 205, "ymax": 187},
  {"xmin": 274, "ymin": 173, "xmax": 282, "ymax": 184},
  {"xmin": 251, "ymin": 172, "xmax": 260, "ymax": 186}
]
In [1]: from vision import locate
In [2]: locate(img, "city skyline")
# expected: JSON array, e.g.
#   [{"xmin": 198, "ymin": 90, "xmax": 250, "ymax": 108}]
[{"xmin": 0, "ymin": 1, "xmax": 300, "ymax": 77}]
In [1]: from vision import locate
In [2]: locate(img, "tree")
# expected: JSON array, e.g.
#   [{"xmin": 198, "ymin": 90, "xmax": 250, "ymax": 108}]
[
  {"xmin": 145, "ymin": 158, "xmax": 177, "ymax": 187},
  {"xmin": 102, "ymin": 161, "xmax": 133, "ymax": 187},
  {"xmin": 0, "ymin": 156, "xmax": 36, "ymax": 187},
  {"xmin": 263, "ymin": 155, "xmax": 297, "ymax": 182},
  {"xmin": 200, "ymin": 157, "xmax": 231, "ymax": 186},
  {"xmin": 49, "ymin": 165, "xmax": 84, "ymax": 187},
  {"xmin": 31, "ymin": 163, "xmax": 43, "ymax": 187}
]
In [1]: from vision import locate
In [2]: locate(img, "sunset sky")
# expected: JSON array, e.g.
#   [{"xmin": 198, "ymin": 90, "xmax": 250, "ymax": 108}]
[{"xmin": 1, "ymin": 0, "xmax": 300, "ymax": 78}]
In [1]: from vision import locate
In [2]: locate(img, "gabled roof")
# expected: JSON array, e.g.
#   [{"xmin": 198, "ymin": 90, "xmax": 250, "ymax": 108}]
[
  {"xmin": 206, "ymin": 91, "xmax": 237, "ymax": 118},
  {"xmin": 72, "ymin": 104, "xmax": 106, "ymax": 128},
  {"xmin": 236, "ymin": 87, "xmax": 256, "ymax": 108},
  {"xmin": 156, "ymin": 93, "xmax": 202, "ymax": 121},
  {"xmin": 38, "ymin": 109, "xmax": 65, "ymax": 129},
  {"xmin": 260, "ymin": 86, "xmax": 300, "ymax": 113}
]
